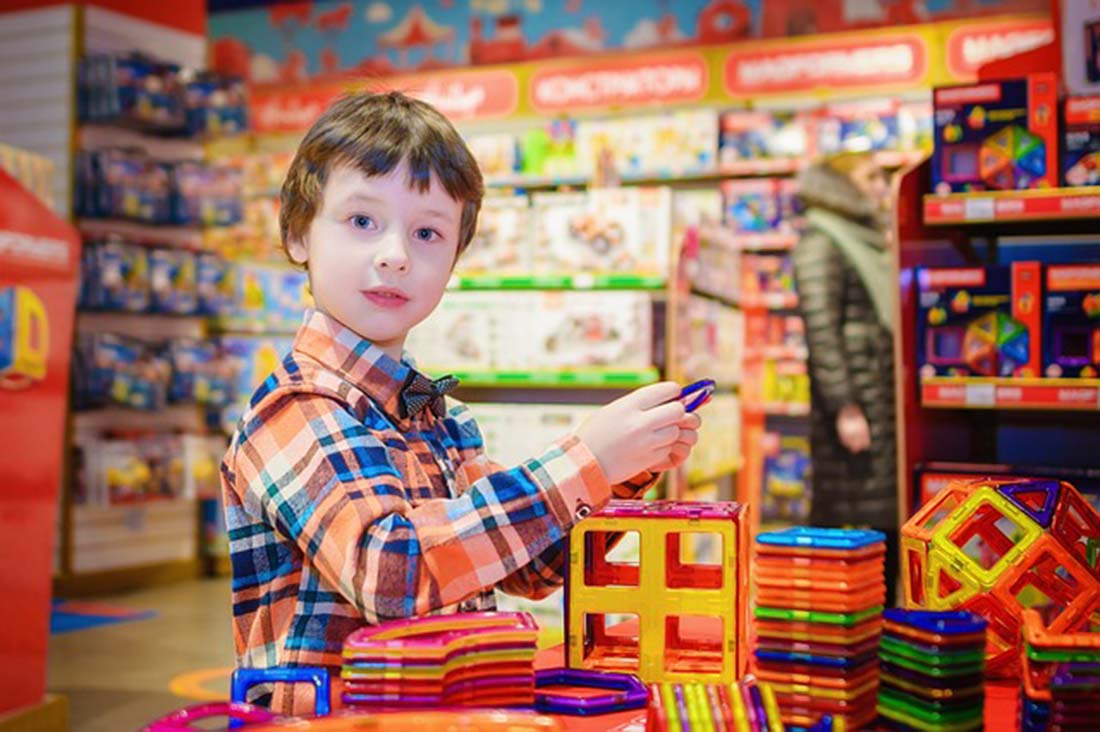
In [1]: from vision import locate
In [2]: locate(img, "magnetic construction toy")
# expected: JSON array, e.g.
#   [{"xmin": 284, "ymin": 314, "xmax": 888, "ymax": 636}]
[
  {"xmin": 958, "ymin": 310, "xmax": 1030, "ymax": 377},
  {"xmin": 752, "ymin": 527, "xmax": 887, "ymax": 731},
  {"xmin": 977, "ymin": 124, "xmax": 1048, "ymax": 189},
  {"xmin": 143, "ymin": 703, "xmax": 564, "ymax": 731},
  {"xmin": 646, "ymin": 675, "xmax": 830, "ymax": 732},
  {"xmin": 339, "ymin": 612, "xmax": 540, "ymax": 708},
  {"xmin": 902, "ymin": 477, "xmax": 1100, "ymax": 677},
  {"xmin": 876, "ymin": 609, "xmax": 988, "ymax": 732},
  {"xmin": 1018, "ymin": 608, "xmax": 1100, "ymax": 732},
  {"xmin": 566, "ymin": 500, "xmax": 749, "ymax": 684}
]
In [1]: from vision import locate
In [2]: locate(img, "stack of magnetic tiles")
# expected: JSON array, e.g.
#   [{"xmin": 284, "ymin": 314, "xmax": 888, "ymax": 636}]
[
  {"xmin": 1019, "ymin": 608, "xmax": 1100, "ymax": 732},
  {"xmin": 340, "ymin": 612, "xmax": 539, "ymax": 708},
  {"xmin": 752, "ymin": 527, "xmax": 886, "ymax": 731},
  {"xmin": 876, "ymin": 609, "xmax": 988, "ymax": 732},
  {"xmin": 646, "ymin": 676, "xmax": 833, "ymax": 732}
]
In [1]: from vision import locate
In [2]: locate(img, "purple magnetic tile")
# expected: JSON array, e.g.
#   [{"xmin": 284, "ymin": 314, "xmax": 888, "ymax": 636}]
[
  {"xmin": 599, "ymin": 498, "xmax": 744, "ymax": 521},
  {"xmin": 533, "ymin": 668, "xmax": 647, "ymax": 716},
  {"xmin": 997, "ymin": 480, "xmax": 1062, "ymax": 528}
]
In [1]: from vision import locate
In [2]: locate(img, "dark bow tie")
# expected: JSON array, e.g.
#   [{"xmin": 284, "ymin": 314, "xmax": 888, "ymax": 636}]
[{"xmin": 399, "ymin": 371, "xmax": 459, "ymax": 419}]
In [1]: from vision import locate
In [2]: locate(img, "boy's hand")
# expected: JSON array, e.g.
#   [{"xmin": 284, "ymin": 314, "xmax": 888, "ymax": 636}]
[{"xmin": 574, "ymin": 381, "xmax": 701, "ymax": 485}]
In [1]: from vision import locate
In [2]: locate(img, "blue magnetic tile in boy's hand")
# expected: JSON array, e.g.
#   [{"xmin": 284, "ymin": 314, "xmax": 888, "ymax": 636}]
[
  {"xmin": 755, "ymin": 526, "xmax": 886, "ymax": 550},
  {"xmin": 883, "ymin": 609, "xmax": 988, "ymax": 636}
]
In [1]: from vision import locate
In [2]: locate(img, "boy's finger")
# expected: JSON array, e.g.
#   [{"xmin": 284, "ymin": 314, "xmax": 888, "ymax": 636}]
[
  {"xmin": 642, "ymin": 400, "xmax": 687, "ymax": 427},
  {"xmin": 677, "ymin": 413, "xmax": 702, "ymax": 430},
  {"xmin": 677, "ymin": 429, "xmax": 699, "ymax": 446},
  {"xmin": 650, "ymin": 423, "xmax": 681, "ymax": 447},
  {"xmin": 629, "ymin": 381, "xmax": 682, "ymax": 409}
]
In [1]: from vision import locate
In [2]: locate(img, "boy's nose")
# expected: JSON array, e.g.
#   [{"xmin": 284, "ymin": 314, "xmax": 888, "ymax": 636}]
[{"xmin": 375, "ymin": 231, "xmax": 410, "ymax": 272}]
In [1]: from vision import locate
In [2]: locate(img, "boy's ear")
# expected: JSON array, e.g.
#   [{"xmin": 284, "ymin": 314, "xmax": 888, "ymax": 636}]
[{"xmin": 286, "ymin": 235, "xmax": 309, "ymax": 266}]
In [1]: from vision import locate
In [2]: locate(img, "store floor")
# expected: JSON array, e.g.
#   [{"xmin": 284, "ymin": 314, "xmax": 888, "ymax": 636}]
[{"xmin": 48, "ymin": 578, "xmax": 234, "ymax": 732}]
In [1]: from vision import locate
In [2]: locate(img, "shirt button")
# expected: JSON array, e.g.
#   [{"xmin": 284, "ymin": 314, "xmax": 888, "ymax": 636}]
[{"xmin": 575, "ymin": 502, "xmax": 592, "ymax": 520}]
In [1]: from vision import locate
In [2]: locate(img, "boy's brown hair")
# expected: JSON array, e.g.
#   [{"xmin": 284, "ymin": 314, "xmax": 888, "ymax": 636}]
[{"xmin": 279, "ymin": 90, "xmax": 484, "ymax": 264}]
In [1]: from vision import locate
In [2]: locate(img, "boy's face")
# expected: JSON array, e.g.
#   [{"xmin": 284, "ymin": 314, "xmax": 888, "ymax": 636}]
[{"xmin": 288, "ymin": 161, "xmax": 462, "ymax": 359}]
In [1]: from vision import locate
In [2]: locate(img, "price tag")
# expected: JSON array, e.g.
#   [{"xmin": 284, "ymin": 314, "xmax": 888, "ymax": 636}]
[
  {"xmin": 965, "ymin": 382, "xmax": 995, "ymax": 407},
  {"xmin": 964, "ymin": 197, "xmax": 995, "ymax": 222}
]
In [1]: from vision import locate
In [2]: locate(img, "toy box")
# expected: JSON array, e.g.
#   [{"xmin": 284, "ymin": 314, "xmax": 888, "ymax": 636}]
[
  {"xmin": 818, "ymin": 98, "xmax": 904, "ymax": 154},
  {"xmin": 171, "ymin": 161, "xmax": 242, "ymax": 227},
  {"xmin": 82, "ymin": 239, "xmax": 151, "ymax": 312},
  {"xmin": 467, "ymin": 133, "xmax": 518, "ymax": 179},
  {"xmin": 76, "ymin": 433, "xmax": 185, "ymax": 505},
  {"xmin": 532, "ymin": 188, "xmax": 671, "ymax": 275},
  {"xmin": 675, "ymin": 295, "xmax": 742, "ymax": 387},
  {"xmin": 458, "ymin": 195, "xmax": 531, "ymax": 274},
  {"xmin": 741, "ymin": 253, "xmax": 796, "ymax": 298},
  {"xmin": 520, "ymin": 118, "xmax": 580, "ymax": 178},
  {"xmin": 759, "ymin": 429, "xmax": 812, "ymax": 527},
  {"xmin": 405, "ymin": 291, "xmax": 495, "ymax": 370},
  {"xmin": 166, "ymin": 338, "xmax": 230, "ymax": 406},
  {"xmin": 1062, "ymin": 1, "xmax": 1100, "ymax": 96},
  {"xmin": 195, "ymin": 253, "xmax": 233, "ymax": 317},
  {"xmin": 469, "ymin": 402, "xmax": 599, "ymax": 468},
  {"xmin": 721, "ymin": 179, "xmax": 796, "ymax": 234},
  {"xmin": 1043, "ymin": 263, "xmax": 1100, "ymax": 378},
  {"xmin": 148, "ymin": 248, "xmax": 198, "ymax": 315},
  {"xmin": 683, "ymin": 392, "xmax": 742, "ymax": 487},
  {"xmin": 73, "ymin": 332, "xmax": 171, "ymax": 411},
  {"xmin": 226, "ymin": 263, "xmax": 310, "ymax": 331},
  {"xmin": 529, "ymin": 291, "xmax": 653, "ymax": 370},
  {"xmin": 916, "ymin": 263, "xmax": 1042, "ymax": 378},
  {"xmin": 931, "ymin": 74, "xmax": 1058, "ymax": 194},
  {"xmin": 1063, "ymin": 96, "xmax": 1100, "ymax": 187},
  {"xmin": 718, "ymin": 110, "xmax": 809, "ymax": 166}
]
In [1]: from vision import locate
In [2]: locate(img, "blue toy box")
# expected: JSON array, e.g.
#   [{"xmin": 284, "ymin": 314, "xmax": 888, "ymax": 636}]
[{"xmin": 931, "ymin": 74, "xmax": 1058, "ymax": 194}]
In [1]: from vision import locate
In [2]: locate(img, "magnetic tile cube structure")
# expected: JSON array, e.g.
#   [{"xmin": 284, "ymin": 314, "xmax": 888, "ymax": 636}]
[
  {"xmin": 566, "ymin": 500, "xmax": 749, "ymax": 684},
  {"xmin": 902, "ymin": 478, "xmax": 1100, "ymax": 677}
]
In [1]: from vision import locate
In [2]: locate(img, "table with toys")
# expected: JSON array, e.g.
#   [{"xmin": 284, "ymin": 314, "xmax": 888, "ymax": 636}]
[{"xmin": 144, "ymin": 474, "xmax": 1098, "ymax": 732}]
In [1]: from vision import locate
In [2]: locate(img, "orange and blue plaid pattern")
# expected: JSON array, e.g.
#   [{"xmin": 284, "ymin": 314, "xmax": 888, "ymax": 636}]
[{"xmin": 221, "ymin": 309, "xmax": 654, "ymax": 715}]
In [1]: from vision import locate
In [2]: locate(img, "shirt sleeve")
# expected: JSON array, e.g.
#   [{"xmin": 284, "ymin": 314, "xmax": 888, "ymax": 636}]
[
  {"xmin": 441, "ymin": 402, "xmax": 658, "ymax": 600},
  {"xmin": 230, "ymin": 388, "xmax": 613, "ymax": 624}
]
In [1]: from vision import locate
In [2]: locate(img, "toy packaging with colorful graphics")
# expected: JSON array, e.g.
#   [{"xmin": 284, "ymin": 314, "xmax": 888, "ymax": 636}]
[
  {"xmin": 1043, "ymin": 263, "xmax": 1100, "ymax": 378},
  {"xmin": 931, "ymin": 74, "xmax": 1058, "ymax": 194},
  {"xmin": 718, "ymin": 110, "xmax": 809, "ymax": 165},
  {"xmin": 916, "ymin": 263, "xmax": 1042, "ymax": 379},
  {"xmin": 532, "ymin": 188, "xmax": 670, "ymax": 275},
  {"xmin": 1063, "ymin": 96, "xmax": 1100, "ymax": 187},
  {"xmin": 760, "ymin": 429, "xmax": 812, "ymax": 527},
  {"xmin": 721, "ymin": 179, "xmax": 797, "ymax": 235},
  {"xmin": 458, "ymin": 195, "xmax": 531, "ymax": 274}
]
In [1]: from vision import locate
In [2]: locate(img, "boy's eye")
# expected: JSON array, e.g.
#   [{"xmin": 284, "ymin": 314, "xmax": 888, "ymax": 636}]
[
  {"xmin": 413, "ymin": 227, "xmax": 442, "ymax": 242},
  {"xmin": 349, "ymin": 214, "xmax": 375, "ymax": 230}
]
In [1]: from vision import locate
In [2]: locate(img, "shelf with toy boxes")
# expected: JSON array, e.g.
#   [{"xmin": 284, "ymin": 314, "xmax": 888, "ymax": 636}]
[{"xmin": 915, "ymin": 261, "xmax": 1100, "ymax": 409}]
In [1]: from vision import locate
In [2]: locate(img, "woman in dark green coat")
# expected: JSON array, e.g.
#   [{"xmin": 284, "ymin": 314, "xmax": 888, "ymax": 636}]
[{"xmin": 792, "ymin": 152, "xmax": 898, "ymax": 605}]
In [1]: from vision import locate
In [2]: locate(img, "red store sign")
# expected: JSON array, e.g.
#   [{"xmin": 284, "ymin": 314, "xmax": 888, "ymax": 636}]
[
  {"xmin": 250, "ymin": 69, "xmax": 518, "ymax": 133},
  {"xmin": 723, "ymin": 34, "xmax": 928, "ymax": 96},
  {"xmin": 530, "ymin": 53, "xmax": 708, "ymax": 113},
  {"xmin": 945, "ymin": 17, "xmax": 1055, "ymax": 81}
]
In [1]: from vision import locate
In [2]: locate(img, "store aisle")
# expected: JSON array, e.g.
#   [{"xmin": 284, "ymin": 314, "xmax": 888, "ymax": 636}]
[{"xmin": 48, "ymin": 578, "xmax": 233, "ymax": 732}]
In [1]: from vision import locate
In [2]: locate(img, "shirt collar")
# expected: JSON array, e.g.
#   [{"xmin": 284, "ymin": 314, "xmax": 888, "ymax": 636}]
[{"xmin": 292, "ymin": 309, "xmax": 417, "ymax": 425}]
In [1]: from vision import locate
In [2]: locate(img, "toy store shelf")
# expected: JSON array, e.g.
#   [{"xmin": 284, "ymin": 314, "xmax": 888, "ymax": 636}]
[
  {"xmin": 689, "ymin": 286, "xmax": 740, "ymax": 310},
  {"xmin": 747, "ymin": 346, "xmax": 809, "ymax": 362},
  {"xmin": 447, "ymin": 367, "xmax": 660, "ymax": 388},
  {"xmin": 923, "ymin": 188, "xmax": 1100, "ymax": 225},
  {"xmin": 77, "ymin": 310, "xmax": 207, "ymax": 340},
  {"xmin": 211, "ymin": 317, "xmax": 298, "ymax": 336},
  {"xmin": 449, "ymin": 273, "xmax": 666, "ymax": 291},
  {"xmin": 921, "ymin": 376, "xmax": 1100, "ymax": 411},
  {"xmin": 686, "ymin": 459, "xmax": 743, "ymax": 488},
  {"xmin": 73, "ymin": 404, "xmax": 207, "ymax": 434},
  {"xmin": 730, "ymin": 232, "xmax": 799, "ymax": 252},
  {"xmin": 78, "ymin": 123, "xmax": 205, "ymax": 160},
  {"xmin": 747, "ymin": 402, "xmax": 811, "ymax": 417},
  {"xmin": 741, "ymin": 293, "xmax": 800, "ymax": 310},
  {"xmin": 77, "ymin": 218, "xmax": 207, "ymax": 250}
]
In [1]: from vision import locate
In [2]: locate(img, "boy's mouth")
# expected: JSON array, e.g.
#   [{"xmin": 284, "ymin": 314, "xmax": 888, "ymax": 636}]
[{"xmin": 362, "ymin": 287, "xmax": 409, "ymax": 309}]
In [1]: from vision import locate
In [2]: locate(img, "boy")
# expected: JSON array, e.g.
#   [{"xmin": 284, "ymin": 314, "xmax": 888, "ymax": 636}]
[{"xmin": 221, "ymin": 91, "xmax": 701, "ymax": 715}]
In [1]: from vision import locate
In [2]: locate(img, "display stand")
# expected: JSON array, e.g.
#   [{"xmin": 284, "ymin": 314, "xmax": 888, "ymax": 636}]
[{"xmin": 0, "ymin": 168, "xmax": 80, "ymax": 725}]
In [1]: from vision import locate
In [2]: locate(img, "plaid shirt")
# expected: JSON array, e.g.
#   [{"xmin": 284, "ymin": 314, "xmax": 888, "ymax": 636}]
[{"xmin": 221, "ymin": 309, "xmax": 655, "ymax": 715}]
